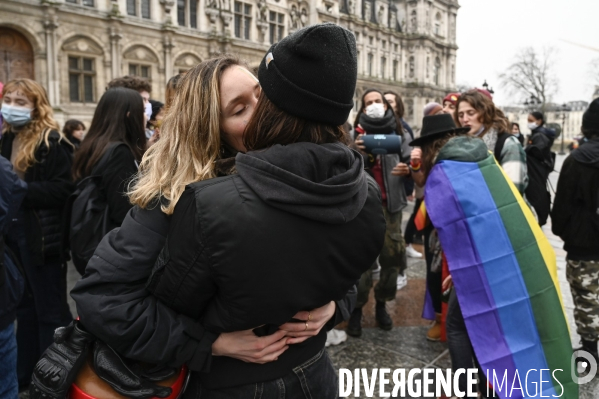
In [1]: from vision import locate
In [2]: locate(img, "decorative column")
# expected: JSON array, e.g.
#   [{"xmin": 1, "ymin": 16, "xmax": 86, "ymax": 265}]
[
  {"xmin": 42, "ymin": 3, "xmax": 59, "ymax": 106},
  {"xmin": 109, "ymin": 26, "xmax": 122, "ymax": 80},
  {"xmin": 163, "ymin": 34, "xmax": 174, "ymax": 81}
]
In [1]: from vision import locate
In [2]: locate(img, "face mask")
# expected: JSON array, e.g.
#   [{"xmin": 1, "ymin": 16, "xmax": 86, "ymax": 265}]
[
  {"xmin": 365, "ymin": 103, "xmax": 385, "ymax": 119},
  {"xmin": 473, "ymin": 126, "xmax": 485, "ymax": 137},
  {"xmin": 1, "ymin": 105, "xmax": 32, "ymax": 127},
  {"xmin": 528, "ymin": 122, "xmax": 539, "ymax": 131},
  {"xmin": 145, "ymin": 102, "xmax": 153, "ymax": 121}
]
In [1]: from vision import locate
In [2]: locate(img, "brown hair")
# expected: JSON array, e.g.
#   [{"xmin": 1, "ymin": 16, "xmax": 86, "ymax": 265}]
[
  {"xmin": 165, "ymin": 73, "xmax": 183, "ymax": 110},
  {"xmin": 107, "ymin": 75, "xmax": 152, "ymax": 94},
  {"xmin": 420, "ymin": 133, "xmax": 459, "ymax": 177},
  {"xmin": 1, "ymin": 79, "xmax": 63, "ymax": 171},
  {"xmin": 455, "ymin": 90, "xmax": 509, "ymax": 135},
  {"xmin": 63, "ymin": 119, "xmax": 85, "ymax": 139},
  {"xmin": 243, "ymin": 91, "xmax": 346, "ymax": 151},
  {"xmin": 383, "ymin": 90, "xmax": 405, "ymax": 119}
]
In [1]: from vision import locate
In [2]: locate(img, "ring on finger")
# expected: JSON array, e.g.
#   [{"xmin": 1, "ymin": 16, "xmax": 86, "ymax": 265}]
[
  {"xmin": 308, "ymin": 312, "xmax": 312, "ymax": 321},
  {"xmin": 304, "ymin": 322, "xmax": 309, "ymax": 331}
]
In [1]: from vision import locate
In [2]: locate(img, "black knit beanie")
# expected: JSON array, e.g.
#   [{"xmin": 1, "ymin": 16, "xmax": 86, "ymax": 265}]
[
  {"xmin": 258, "ymin": 23, "xmax": 357, "ymax": 126},
  {"xmin": 582, "ymin": 98, "xmax": 599, "ymax": 130}
]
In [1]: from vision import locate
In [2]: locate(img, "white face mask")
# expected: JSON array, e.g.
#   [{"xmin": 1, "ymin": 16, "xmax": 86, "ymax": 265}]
[
  {"xmin": 365, "ymin": 103, "xmax": 385, "ymax": 119},
  {"xmin": 528, "ymin": 122, "xmax": 539, "ymax": 131}
]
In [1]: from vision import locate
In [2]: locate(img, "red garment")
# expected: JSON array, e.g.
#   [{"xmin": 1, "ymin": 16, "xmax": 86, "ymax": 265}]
[{"xmin": 371, "ymin": 157, "xmax": 387, "ymax": 204}]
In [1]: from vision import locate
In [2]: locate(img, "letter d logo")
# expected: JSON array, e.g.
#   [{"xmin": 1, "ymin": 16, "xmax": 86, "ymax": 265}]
[{"xmin": 571, "ymin": 350, "xmax": 597, "ymax": 385}]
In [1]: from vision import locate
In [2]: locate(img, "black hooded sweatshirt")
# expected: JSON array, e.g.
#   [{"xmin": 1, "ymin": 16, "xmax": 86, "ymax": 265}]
[
  {"xmin": 145, "ymin": 142, "xmax": 385, "ymax": 389},
  {"xmin": 551, "ymin": 138, "xmax": 599, "ymax": 260}
]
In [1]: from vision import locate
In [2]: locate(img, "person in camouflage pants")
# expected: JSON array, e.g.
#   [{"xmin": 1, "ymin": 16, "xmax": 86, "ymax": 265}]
[
  {"xmin": 355, "ymin": 208, "xmax": 407, "ymax": 310},
  {"xmin": 566, "ymin": 260, "xmax": 599, "ymax": 349},
  {"xmin": 551, "ymin": 98, "xmax": 599, "ymax": 362}
]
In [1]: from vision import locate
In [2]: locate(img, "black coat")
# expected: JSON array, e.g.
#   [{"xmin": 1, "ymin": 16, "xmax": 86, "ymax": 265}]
[
  {"xmin": 0, "ymin": 130, "xmax": 74, "ymax": 265},
  {"xmin": 551, "ymin": 138, "xmax": 599, "ymax": 260},
  {"xmin": 87, "ymin": 144, "xmax": 138, "ymax": 229},
  {"xmin": 0, "ymin": 156, "xmax": 27, "ymax": 329},
  {"xmin": 146, "ymin": 142, "xmax": 385, "ymax": 389}
]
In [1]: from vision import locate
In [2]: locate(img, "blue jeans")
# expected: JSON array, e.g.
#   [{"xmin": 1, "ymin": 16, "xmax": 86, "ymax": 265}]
[
  {"xmin": 6, "ymin": 211, "xmax": 72, "ymax": 387},
  {"xmin": 0, "ymin": 323, "xmax": 18, "ymax": 399},
  {"xmin": 185, "ymin": 349, "xmax": 338, "ymax": 399}
]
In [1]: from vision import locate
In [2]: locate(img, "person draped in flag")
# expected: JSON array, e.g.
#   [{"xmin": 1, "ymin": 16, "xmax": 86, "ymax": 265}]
[{"xmin": 411, "ymin": 114, "xmax": 576, "ymax": 399}]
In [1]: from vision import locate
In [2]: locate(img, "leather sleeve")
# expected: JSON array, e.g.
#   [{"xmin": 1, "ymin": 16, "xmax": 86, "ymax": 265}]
[{"xmin": 71, "ymin": 204, "xmax": 219, "ymax": 372}]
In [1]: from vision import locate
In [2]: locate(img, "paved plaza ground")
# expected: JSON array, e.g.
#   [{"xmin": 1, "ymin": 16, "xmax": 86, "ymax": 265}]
[{"xmin": 62, "ymin": 154, "xmax": 598, "ymax": 398}]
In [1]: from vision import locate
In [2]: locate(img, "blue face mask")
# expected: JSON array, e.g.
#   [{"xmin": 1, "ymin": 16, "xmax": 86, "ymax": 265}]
[{"xmin": 1, "ymin": 105, "xmax": 32, "ymax": 127}]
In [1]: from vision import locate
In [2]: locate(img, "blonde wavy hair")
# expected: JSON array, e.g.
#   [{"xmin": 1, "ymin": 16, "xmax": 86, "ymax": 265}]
[
  {"xmin": 2, "ymin": 79, "xmax": 62, "ymax": 172},
  {"xmin": 128, "ymin": 56, "xmax": 242, "ymax": 214}
]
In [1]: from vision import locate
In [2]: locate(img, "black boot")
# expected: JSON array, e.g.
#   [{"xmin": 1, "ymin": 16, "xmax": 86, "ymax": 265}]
[
  {"xmin": 375, "ymin": 301, "xmax": 393, "ymax": 331},
  {"xmin": 581, "ymin": 339, "xmax": 599, "ymax": 361},
  {"xmin": 346, "ymin": 307, "xmax": 362, "ymax": 337}
]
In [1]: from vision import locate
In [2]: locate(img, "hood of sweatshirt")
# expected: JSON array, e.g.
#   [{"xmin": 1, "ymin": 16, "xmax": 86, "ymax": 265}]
[
  {"xmin": 435, "ymin": 136, "xmax": 490, "ymax": 164},
  {"xmin": 572, "ymin": 138, "xmax": 599, "ymax": 169},
  {"xmin": 235, "ymin": 142, "xmax": 368, "ymax": 224}
]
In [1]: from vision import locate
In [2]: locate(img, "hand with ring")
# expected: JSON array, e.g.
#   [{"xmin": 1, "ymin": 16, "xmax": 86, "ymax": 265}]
[{"xmin": 279, "ymin": 301, "xmax": 336, "ymax": 345}]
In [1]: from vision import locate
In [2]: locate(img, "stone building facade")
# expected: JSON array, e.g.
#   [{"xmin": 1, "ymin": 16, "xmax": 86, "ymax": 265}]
[{"xmin": 0, "ymin": 0, "xmax": 459, "ymax": 128}]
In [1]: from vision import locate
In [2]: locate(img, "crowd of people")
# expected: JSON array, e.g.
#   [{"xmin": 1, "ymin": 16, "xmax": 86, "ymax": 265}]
[{"xmin": 0, "ymin": 22, "xmax": 597, "ymax": 399}]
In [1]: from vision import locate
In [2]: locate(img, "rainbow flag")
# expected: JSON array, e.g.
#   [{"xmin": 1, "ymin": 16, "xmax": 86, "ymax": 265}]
[{"xmin": 424, "ymin": 149, "xmax": 576, "ymax": 398}]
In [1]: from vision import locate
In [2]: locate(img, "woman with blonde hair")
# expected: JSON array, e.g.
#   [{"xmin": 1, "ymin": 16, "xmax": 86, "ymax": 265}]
[
  {"xmin": 0, "ymin": 79, "xmax": 73, "ymax": 390},
  {"xmin": 32, "ymin": 39, "xmax": 368, "ymax": 398}
]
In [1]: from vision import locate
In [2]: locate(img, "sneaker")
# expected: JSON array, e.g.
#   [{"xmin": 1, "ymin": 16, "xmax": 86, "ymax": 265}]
[
  {"xmin": 406, "ymin": 244, "xmax": 422, "ymax": 258},
  {"xmin": 325, "ymin": 329, "xmax": 348, "ymax": 347},
  {"xmin": 396, "ymin": 273, "xmax": 407, "ymax": 290},
  {"xmin": 346, "ymin": 307, "xmax": 362, "ymax": 337},
  {"xmin": 375, "ymin": 301, "xmax": 393, "ymax": 331}
]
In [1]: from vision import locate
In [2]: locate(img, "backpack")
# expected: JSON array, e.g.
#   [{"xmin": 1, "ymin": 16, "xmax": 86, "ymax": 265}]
[
  {"xmin": 495, "ymin": 133, "xmax": 552, "ymax": 226},
  {"xmin": 66, "ymin": 143, "xmax": 126, "ymax": 275}
]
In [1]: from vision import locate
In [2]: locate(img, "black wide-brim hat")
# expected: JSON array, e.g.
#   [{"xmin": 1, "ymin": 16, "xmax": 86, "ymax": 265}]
[{"xmin": 410, "ymin": 114, "xmax": 470, "ymax": 147}]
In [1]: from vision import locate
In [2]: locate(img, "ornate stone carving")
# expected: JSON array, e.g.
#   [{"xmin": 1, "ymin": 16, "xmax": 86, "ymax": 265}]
[
  {"xmin": 123, "ymin": 44, "xmax": 159, "ymax": 62},
  {"xmin": 348, "ymin": 0, "xmax": 355, "ymax": 15},
  {"xmin": 364, "ymin": 2, "xmax": 371, "ymax": 21},
  {"xmin": 410, "ymin": 10, "xmax": 417, "ymax": 32},
  {"xmin": 257, "ymin": 0, "xmax": 268, "ymax": 22},
  {"xmin": 377, "ymin": 6, "xmax": 384, "ymax": 26},
  {"xmin": 62, "ymin": 36, "xmax": 103, "ymax": 55}
]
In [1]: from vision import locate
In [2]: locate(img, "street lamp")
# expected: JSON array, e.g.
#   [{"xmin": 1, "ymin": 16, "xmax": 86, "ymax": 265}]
[
  {"xmin": 524, "ymin": 95, "xmax": 541, "ymax": 111},
  {"xmin": 558, "ymin": 103, "xmax": 570, "ymax": 155},
  {"xmin": 482, "ymin": 80, "xmax": 495, "ymax": 95}
]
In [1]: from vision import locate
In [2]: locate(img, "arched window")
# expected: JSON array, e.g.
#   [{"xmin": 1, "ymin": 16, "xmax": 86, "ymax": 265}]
[
  {"xmin": 61, "ymin": 35, "xmax": 104, "ymax": 104},
  {"xmin": 434, "ymin": 12, "xmax": 442, "ymax": 36}
]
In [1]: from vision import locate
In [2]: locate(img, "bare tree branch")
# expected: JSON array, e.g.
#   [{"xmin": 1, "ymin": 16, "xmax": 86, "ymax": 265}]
[{"xmin": 499, "ymin": 46, "xmax": 559, "ymax": 111}]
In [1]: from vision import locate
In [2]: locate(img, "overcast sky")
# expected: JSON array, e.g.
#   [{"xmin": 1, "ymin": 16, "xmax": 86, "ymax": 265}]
[{"xmin": 456, "ymin": 0, "xmax": 599, "ymax": 107}]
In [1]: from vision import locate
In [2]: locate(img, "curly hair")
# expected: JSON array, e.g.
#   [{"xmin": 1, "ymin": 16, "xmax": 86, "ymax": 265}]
[
  {"xmin": 107, "ymin": 75, "xmax": 152, "ymax": 94},
  {"xmin": 455, "ymin": 90, "xmax": 509, "ymax": 135},
  {"xmin": 1, "ymin": 79, "xmax": 63, "ymax": 172}
]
